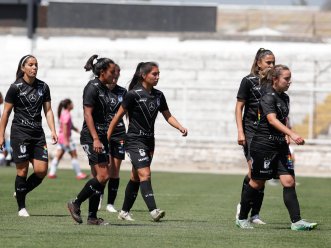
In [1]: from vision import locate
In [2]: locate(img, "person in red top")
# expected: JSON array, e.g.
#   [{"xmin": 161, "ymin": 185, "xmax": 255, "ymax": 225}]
[{"xmin": 48, "ymin": 99, "xmax": 88, "ymax": 180}]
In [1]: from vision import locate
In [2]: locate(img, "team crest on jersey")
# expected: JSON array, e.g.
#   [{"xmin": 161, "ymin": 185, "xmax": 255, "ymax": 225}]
[
  {"xmin": 38, "ymin": 88, "xmax": 43, "ymax": 96},
  {"xmin": 156, "ymin": 98, "xmax": 160, "ymax": 106},
  {"xmin": 29, "ymin": 94, "xmax": 37, "ymax": 102},
  {"xmin": 263, "ymin": 157, "xmax": 271, "ymax": 169},
  {"xmin": 20, "ymin": 145, "xmax": 27, "ymax": 154},
  {"xmin": 118, "ymin": 95, "xmax": 123, "ymax": 102},
  {"xmin": 149, "ymin": 102, "xmax": 156, "ymax": 111},
  {"xmin": 110, "ymin": 98, "xmax": 116, "ymax": 107},
  {"xmin": 139, "ymin": 149, "xmax": 146, "ymax": 157}
]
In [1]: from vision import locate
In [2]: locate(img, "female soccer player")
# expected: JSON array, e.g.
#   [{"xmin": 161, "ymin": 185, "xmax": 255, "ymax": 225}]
[
  {"xmin": 107, "ymin": 62, "xmax": 188, "ymax": 221},
  {"xmin": 235, "ymin": 48, "xmax": 275, "ymax": 224},
  {"xmin": 0, "ymin": 54, "xmax": 58, "ymax": 217},
  {"xmin": 67, "ymin": 55, "xmax": 116, "ymax": 225},
  {"xmin": 236, "ymin": 65, "xmax": 317, "ymax": 231},
  {"xmin": 48, "ymin": 98, "xmax": 87, "ymax": 180},
  {"xmin": 98, "ymin": 64, "xmax": 127, "ymax": 213}
]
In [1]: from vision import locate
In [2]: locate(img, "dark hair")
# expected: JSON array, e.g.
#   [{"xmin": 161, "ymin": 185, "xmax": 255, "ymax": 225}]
[
  {"xmin": 84, "ymin": 54, "xmax": 114, "ymax": 77},
  {"xmin": 16, "ymin": 54, "xmax": 36, "ymax": 80},
  {"xmin": 260, "ymin": 64, "xmax": 290, "ymax": 86},
  {"xmin": 57, "ymin": 98, "xmax": 72, "ymax": 119},
  {"xmin": 128, "ymin": 62, "xmax": 159, "ymax": 91},
  {"xmin": 250, "ymin": 48, "xmax": 274, "ymax": 76}
]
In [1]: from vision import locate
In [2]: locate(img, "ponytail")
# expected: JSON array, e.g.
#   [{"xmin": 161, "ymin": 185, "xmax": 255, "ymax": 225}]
[{"xmin": 84, "ymin": 54, "xmax": 114, "ymax": 77}]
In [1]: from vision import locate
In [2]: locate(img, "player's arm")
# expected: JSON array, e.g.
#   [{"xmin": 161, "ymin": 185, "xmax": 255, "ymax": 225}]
[
  {"xmin": 235, "ymin": 99, "xmax": 246, "ymax": 146},
  {"xmin": 0, "ymin": 102, "xmax": 13, "ymax": 149},
  {"xmin": 43, "ymin": 101, "xmax": 58, "ymax": 144},
  {"xmin": 162, "ymin": 110, "xmax": 187, "ymax": 137},
  {"xmin": 107, "ymin": 105, "xmax": 127, "ymax": 141}
]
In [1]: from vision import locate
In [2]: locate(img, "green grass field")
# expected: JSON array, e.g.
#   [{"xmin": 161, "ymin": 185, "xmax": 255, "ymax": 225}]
[{"xmin": 0, "ymin": 167, "xmax": 330, "ymax": 248}]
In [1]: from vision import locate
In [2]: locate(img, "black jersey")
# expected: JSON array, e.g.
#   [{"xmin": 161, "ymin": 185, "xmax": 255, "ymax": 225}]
[
  {"xmin": 122, "ymin": 84, "xmax": 168, "ymax": 141},
  {"xmin": 81, "ymin": 78, "xmax": 112, "ymax": 137},
  {"xmin": 251, "ymin": 86, "xmax": 290, "ymax": 151},
  {"xmin": 107, "ymin": 85, "xmax": 127, "ymax": 139},
  {"xmin": 5, "ymin": 78, "xmax": 51, "ymax": 133},
  {"xmin": 236, "ymin": 74, "xmax": 263, "ymax": 137}
]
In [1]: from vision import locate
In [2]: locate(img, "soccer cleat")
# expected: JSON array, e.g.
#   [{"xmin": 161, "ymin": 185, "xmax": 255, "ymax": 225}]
[
  {"xmin": 98, "ymin": 194, "xmax": 103, "ymax": 210},
  {"xmin": 76, "ymin": 173, "xmax": 88, "ymax": 180},
  {"xmin": 150, "ymin": 209, "xmax": 165, "ymax": 222},
  {"xmin": 236, "ymin": 219, "xmax": 254, "ymax": 229},
  {"xmin": 13, "ymin": 192, "xmax": 16, "ymax": 199},
  {"xmin": 87, "ymin": 217, "xmax": 109, "ymax": 226},
  {"xmin": 235, "ymin": 203, "xmax": 241, "ymax": 220},
  {"xmin": 67, "ymin": 200, "xmax": 82, "ymax": 224},
  {"xmin": 47, "ymin": 174, "xmax": 57, "ymax": 179},
  {"xmin": 291, "ymin": 219, "xmax": 318, "ymax": 231},
  {"xmin": 250, "ymin": 214, "xmax": 266, "ymax": 225},
  {"xmin": 18, "ymin": 208, "xmax": 30, "ymax": 217},
  {"xmin": 106, "ymin": 204, "xmax": 118, "ymax": 213},
  {"xmin": 118, "ymin": 210, "xmax": 135, "ymax": 221}
]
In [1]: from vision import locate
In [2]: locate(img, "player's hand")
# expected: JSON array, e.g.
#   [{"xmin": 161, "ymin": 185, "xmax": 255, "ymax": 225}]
[
  {"xmin": 51, "ymin": 132, "xmax": 58, "ymax": 145},
  {"xmin": 179, "ymin": 127, "xmax": 188, "ymax": 137},
  {"xmin": 290, "ymin": 133, "xmax": 305, "ymax": 145},
  {"xmin": 237, "ymin": 132, "xmax": 246, "ymax": 146},
  {"xmin": 93, "ymin": 138, "xmax": 104, "ymax": 153}
]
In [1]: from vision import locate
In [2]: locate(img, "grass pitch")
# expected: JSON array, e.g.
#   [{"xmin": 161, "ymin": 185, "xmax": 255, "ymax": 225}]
[{"xmin": 0, "ymin": 167, "xmax": 330, "ymax": 248}]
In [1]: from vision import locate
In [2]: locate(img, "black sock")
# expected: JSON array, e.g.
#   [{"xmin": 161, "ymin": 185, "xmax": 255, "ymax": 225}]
[
  {"xmin": 140, "ymin": 180, "xmax": 157, "ymax": 212},
  {"xmin": 122, "ymin": 180, "xmax": 140, "ymax": 212},
  {"xmin": 15, "ymin": 175, "xmax": 27, "ymax": 210},
  {"xmin": 239, "ymin": 184, "xmax": 259, "ymax": 220},
  {"xmin": 26, "ymin": 173, "xmax": 43, "ymax": 193},
  {"xmin": 107, "ymin": 178, "xmax": 120, "ymax": 205},
  {"xmin": 74, "ymin": 178, "xmax": 104, "ymax": 207},
  {"xmin": 241, "ymin": 175, "xmax": 250, "ymax": 198},
  {"xmin": 88, "ymin": 184, "xmax": 105, "ymax": 219},
  {"xmin": 283, "ymin": 187, "xmax": 301, "ymax": 223},
  {"xmin": 251, "ymin": 186, "xmax": 265, "ymax": 217}
]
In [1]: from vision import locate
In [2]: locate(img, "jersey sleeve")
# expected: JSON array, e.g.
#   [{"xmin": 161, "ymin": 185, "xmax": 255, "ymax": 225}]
[
  {"xmin": 260, "ymin": 93, "xmax": 276, "ymax": 115},
  {"xmin": 83, "ymin": 83, "xmax": 98, "ymax": 107},
  {"xmin": 159, "ymin": 92, "xmax": 169, "ymax": 112},
  {"xmin": 236, "ymin": 77, "xmax": 250, "ymax": 100},
  {"xmin": 4, "ymin": 84, "xmax": 18, "ymax": 104},
  {"xmin": 121, "ymin": 90, "xmax": 135, "ymax": 111},
  {"xmin": 43, "ymin": 83, "xmax": 51, "ymax": 102}
]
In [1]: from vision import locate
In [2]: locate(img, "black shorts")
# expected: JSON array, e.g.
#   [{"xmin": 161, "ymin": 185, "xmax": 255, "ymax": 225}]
[
  {"xmin": 250, "ymin": 146, "xmax": 294, "ymax": 180},
  {"xmin": 109, "ymin": 138, "xmax": 125, "ymax": 160},
  {"xmin": 11, "ymin": 133, "xmax": 48, "ymax": 163},
  {"xmin": 125, "ymin": 138, "xmax": 154, "ymax": 169},
  {"xmin": 80, "ymin": 134, "xmax": 109, "ymax": 166}
]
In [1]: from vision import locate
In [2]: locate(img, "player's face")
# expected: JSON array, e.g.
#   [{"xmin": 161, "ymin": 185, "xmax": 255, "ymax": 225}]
[
  {"xmin": 257, "ymin": 54, "xmax": 275, "ymax": 71},
  {"xmin": 101, "ymin": 63, "xmax": 116, "ymax": 85},
  {"xmin": 22, "ymin": 57, "xmax": 38, "ymax": 78},
  {"xmin": 108, "ymin": 67, "xmax": 120, "ymax": 90},
  {"xmin": 274, "ymin": 69, "xmax": 291, "ymax": 92},
  {"xmin": 143, "ymin": 66, "xmax": 160, "ymax": 87}
]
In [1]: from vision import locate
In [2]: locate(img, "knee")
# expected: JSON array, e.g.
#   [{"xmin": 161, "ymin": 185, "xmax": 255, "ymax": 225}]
[{"xmin": 249, "ymin": 179, "xmax": 265, "ymax": 190}]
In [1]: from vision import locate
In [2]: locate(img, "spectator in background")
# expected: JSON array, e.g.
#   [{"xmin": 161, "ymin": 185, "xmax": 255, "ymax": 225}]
[
  {"xmin": 0, "ymin": 54, "xmax": 58, "ymax": 217},
  {"xmin": 48, "ymin": 98, "xmax": 88, "ymax": 180},
  {"xmin": 98, "ymin": 64, "xmax": 127, "ymax": 213},
  {"xmin": 236, "ymin": 65, "xmax": 317, "ymax": 231},
  {"xmin": 235, "ymin": 48, "xmax": 275, "ymax": 224},
  {"xmin": 107, "ymin": 62, "xmax": 188, "ymax": 222}
]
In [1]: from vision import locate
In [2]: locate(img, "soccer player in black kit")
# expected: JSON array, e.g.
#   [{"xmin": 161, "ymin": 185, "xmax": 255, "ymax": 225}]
[
  {"xmin": 98, "ymin": 64, "xmax": 127, "ymax": 213},
  {"xmin": 236, "ymin": 65, "xmax": 317, "ymax": 231},
  {"xmin": 235, "ymin": 48, "xmax": 275, "ymax": 225},
  {"xmin": 107, "ymin": 62, "xmax": 188, "ymax": 221},
  {"xmin": 67, "ymin": 55, "xmax": 116, "ymax": 225},
  {"xmin": 0, "ymin": 55, "xmax": 58, "ymax": 217}
]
